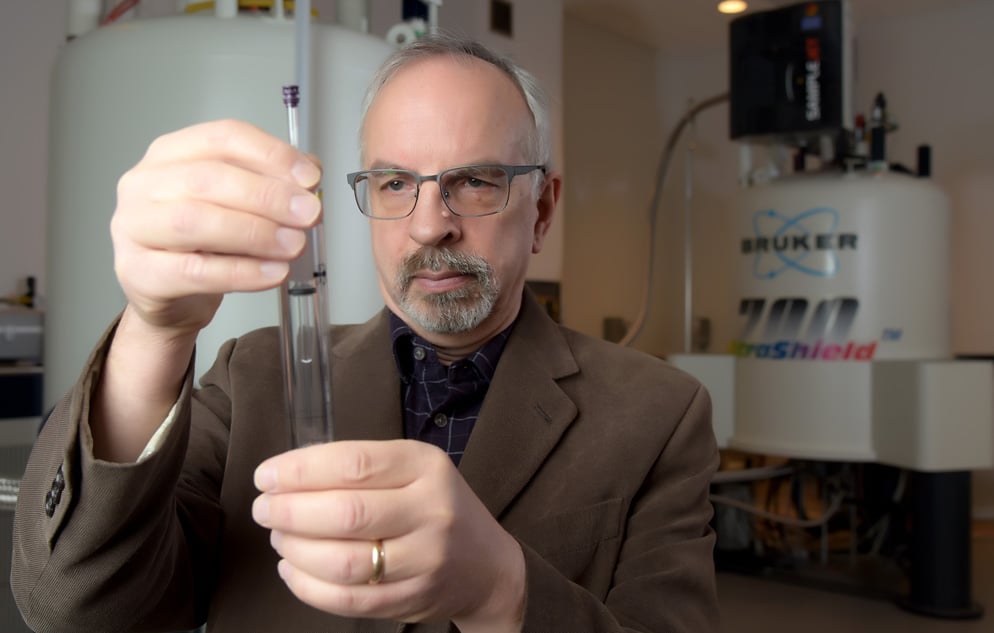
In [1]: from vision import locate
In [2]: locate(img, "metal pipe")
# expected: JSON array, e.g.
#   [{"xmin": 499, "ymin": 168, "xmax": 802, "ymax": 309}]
[{"xmin": 619, "ymin": 92, "xmax": 728, "ymax": 349}]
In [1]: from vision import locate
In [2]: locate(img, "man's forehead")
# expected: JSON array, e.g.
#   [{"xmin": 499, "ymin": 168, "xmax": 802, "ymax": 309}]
[
  {"xmin": 370, "ymin": 55, "xmax": 524, "ymax": 112},
  {"xmin": 361, "ymin": 55, "xmax": 533, "ymax": 164}
]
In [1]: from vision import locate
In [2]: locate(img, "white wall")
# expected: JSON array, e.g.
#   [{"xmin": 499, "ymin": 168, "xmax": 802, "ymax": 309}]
[
  {"xmin": 562, "ymin": 16, "xmax": 664, "ymax": 343},
  {"xmin": 0, "ymin": 5, "xmax": 65, "ymax": 303},
  {"xmin": 0, "ymin": 0, "xmax": 563, "ymax": 305},
  {"xmin": 652, "ymin": 50, "xmax": 737, "ymax": 357},
  {"xmin": 562, "ymin": 17, "xmax": 739, "ymax": 357}
]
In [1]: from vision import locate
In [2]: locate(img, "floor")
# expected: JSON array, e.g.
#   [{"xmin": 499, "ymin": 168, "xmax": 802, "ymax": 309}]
[{"xmin": 717, "ymin": 526, "xmax": 994, "ymax": 632}]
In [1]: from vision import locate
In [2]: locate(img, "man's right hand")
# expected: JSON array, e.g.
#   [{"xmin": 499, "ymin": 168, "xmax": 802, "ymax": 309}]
[
  {"xmin": 91, "ymin": 119, "xmax": 322, "ymax": 462},
  {"xmin": 111, "ymin": 119, "xmax": 322, "ymax": 338}
]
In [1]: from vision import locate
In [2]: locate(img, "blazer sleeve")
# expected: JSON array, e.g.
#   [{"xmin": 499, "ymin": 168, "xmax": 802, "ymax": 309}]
[
  {"xmin": 10, "ymin": 320, "xmax": 231, "ymax": 633},
  {"xmin": 518, "ymin": 382, "xmax": 720, "ymax": 633}
]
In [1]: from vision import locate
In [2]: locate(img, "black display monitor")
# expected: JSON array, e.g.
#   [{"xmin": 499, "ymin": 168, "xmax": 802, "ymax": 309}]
[{"xmin": 729, "ymin": 0, "xmax": 848, "ymax": 144}]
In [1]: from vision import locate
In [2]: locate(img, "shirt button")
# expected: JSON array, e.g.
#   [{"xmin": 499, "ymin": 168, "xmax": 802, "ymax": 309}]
[
  {"xmin": 413, "ymin": 346, "xmax": 426, "ymax": 361},
  {"xmin": 433, "ymin": 413, "xmax": 449, "ymax": 428}
]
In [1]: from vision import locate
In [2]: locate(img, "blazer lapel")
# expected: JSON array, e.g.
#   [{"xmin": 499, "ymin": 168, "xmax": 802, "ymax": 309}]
[
  {"xmin": 330, "ymin": 310, "xmax": 405, "ymax": 442},
  {"xmin": 328, "ymin": 298, "xmax": 580, "ymax": 521},
  {"xmin": 457, "ymin": 293, "xmax": 579, "ymax": 519}
]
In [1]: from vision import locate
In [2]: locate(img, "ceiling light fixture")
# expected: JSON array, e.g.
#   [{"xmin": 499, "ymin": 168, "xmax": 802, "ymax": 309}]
[{"xmin": 718, "ymin": 1, "xmax": 748, "ymax": 14}]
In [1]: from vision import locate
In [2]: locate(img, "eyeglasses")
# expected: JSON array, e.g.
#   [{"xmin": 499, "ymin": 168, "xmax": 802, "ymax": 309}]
[{"xmin": 346, "ymin": 163, "xmax": 546, "ymax": 220}]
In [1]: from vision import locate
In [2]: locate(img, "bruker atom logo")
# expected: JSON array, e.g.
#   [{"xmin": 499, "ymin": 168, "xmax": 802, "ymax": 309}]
[{"xmin": 741, "ymin": 207, "xmax": 857, "ymax": 279}]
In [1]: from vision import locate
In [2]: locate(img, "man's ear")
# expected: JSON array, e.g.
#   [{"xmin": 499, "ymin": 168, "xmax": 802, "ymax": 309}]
[{"xmin": 532, "ymin": 171, "xmax": 562, "ymax": 254}]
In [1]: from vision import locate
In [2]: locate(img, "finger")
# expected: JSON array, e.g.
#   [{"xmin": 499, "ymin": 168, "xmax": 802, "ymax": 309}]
[
  {"xmin": 304, "ymin": 152, "xmax": 324, "ymax": 172},
  {"xmin": 143, "ymin": 119, "xmax": 321, "ymax": 188},
  {"xmin": 114, "ymin": 198, "xmax": 309, "ymax": 261},
  {"xmin": 270, "ymin": 532, "xmax": 419, "ymax": 586},
  {"xmin": 118, "ymin": 160, "xmax": 321, "ymax": 228},
  {"xmin": 254, "ymin": 440, "xmax": 446, "ymax": 493},
  {"xmin": 117, "ymin": 247, "xmax": 289, "ymax": 297},
  {"xmin": 253, "ymin": 487, "xmax": 422, "ymax": 539},
  {"xmin": 275, "ymin": 559, "xmax": 433, "ymax": 622}
]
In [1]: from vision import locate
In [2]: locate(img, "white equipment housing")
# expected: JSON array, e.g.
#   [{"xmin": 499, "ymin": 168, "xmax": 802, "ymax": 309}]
[
  {"xmin": 45, "ymin": 14, "xmax": 391, "ymax": 408},
  {"xmin": 673, "ymin": 169, "xmax": 993, "ymax": 472}
]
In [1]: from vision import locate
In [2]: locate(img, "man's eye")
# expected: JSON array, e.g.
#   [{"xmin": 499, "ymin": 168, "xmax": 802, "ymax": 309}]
[
  {"xmin": 456, "ymin": 174, "xmax": 499, "ymax": 189},
  {"xmin": 376, "ymin": 175, "xmax": 411, "ymax": 193}
]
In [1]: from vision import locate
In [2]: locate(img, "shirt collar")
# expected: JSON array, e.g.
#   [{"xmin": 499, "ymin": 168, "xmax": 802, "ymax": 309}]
[{"xmin": 388, "ymin": 311, "xmax": 513, "ymax": 384}]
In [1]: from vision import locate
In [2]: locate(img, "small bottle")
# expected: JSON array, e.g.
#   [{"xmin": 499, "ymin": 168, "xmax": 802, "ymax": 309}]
[
  {"xmin": 853, "ymin": 113, "xmax": 868, "ymax": 159},
  {"xmin": 868, "ymin": 93, "xmax": 888, "ymax": 172}
]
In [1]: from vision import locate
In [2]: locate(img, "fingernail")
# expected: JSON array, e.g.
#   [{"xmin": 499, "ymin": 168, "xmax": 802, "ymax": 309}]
[
  {"xmin": 270, "ymin": 530, "xmax": 282, "ymax": 550},
  {"xmin": 259, "ymin": 262, "xmax": 288, "ymax": 280},
  {"xmin": 275, "ymin": 227, "xmax": 305, "ymax": 254},
  {"xmin": 255, "ymin": 464, "xmax": 277, "ymax": 491},
  {"xmin": 290, "ymin": 193, "xmax": 320, "ymax": 222},
  {"xmin": 292, "ymin": 160, "xmax": 320, "ymax": 187},
  {"xmin": 277, "ymin": 559, "xmax": 291, "ymax": 581},
  {"xmin": 252, "ymin": 496, "xmax": 270, "ymax": 525}
]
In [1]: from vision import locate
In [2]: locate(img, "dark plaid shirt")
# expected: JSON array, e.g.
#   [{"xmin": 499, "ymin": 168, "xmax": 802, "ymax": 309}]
[{"xmin": 389, "ymin": 312, "xmax": 512, "ymax": 466}]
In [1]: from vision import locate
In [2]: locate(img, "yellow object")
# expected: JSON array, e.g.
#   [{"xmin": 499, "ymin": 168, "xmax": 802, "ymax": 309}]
[
  {"xmin": 184, "ymin": 1, "xmax": 319, "ymax": 17},
  {"xmin": 717, "ymin": 1, "xmax": 748, "ymax": 14}
]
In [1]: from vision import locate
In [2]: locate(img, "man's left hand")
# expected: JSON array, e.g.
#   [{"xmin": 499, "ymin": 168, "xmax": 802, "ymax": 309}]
[{"xmin": 252, "ymin": 440, "xmax": 525, "ymax": 631}]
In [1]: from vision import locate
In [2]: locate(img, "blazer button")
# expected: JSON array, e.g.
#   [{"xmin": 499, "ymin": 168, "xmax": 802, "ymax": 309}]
[{"xmin": 44, "ymin": 465, "xmax": 65, "ymax": 517}]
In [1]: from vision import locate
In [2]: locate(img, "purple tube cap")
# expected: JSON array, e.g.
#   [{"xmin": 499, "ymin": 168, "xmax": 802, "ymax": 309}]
[{"xmin": 282, "ymin": 85, "xmax": 300, "ymax": 107}]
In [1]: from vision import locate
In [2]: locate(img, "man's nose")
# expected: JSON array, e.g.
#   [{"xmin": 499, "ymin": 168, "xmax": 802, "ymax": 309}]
[{"xmin": 407, "ymin": 179, "xmax": 461, "ymax": 246}]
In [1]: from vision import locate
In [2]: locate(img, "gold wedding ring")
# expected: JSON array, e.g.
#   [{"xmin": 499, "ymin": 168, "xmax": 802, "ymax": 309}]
[{"xmin": 369, "ymin": 539, "xmax": 386, "ymax": 585}]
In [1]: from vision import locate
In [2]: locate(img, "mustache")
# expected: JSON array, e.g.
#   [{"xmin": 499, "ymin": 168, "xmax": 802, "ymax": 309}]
[{"xmin": 397, "ymin": 247, "xmax": 492, "ymax": 289}]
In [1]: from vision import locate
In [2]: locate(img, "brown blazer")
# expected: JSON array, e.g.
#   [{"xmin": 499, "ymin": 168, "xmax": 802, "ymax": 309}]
[{"xmin": 12, "ymin": 293, "xmax": 719, "ymax": 632}]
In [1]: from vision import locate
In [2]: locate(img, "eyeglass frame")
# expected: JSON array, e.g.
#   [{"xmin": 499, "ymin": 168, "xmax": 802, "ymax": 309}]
[{"xmin": 345, "ymin": 163, "xmax": 547, "ymax": 220}]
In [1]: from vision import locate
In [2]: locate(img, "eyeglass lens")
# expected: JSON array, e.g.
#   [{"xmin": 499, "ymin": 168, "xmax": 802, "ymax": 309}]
[{"xmin": 354, "ymin": 165, "xmax": 511, "ymax": 218}]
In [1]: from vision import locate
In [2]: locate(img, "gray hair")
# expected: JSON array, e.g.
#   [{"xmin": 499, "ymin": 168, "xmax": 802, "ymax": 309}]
[{"xmin": 359, "ymin": 33, "xmax": 553, "ymax": 169}]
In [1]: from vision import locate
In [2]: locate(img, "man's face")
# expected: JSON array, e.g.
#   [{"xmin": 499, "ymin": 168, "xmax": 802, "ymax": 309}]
[{"xmin": 361, "ymin": 56, "xmax": 558, "ymax": 344}]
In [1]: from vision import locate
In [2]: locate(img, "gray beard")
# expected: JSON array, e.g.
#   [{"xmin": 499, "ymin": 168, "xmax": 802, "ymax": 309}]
[{"xmin": 395, "ymin": 247, "xmax": 499, "ymax": 334}]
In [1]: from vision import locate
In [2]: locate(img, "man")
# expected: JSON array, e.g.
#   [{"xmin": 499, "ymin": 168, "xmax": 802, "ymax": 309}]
[{"xmin": 12, "ymin": 35, "xmax": 719, "ymax": 632}]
